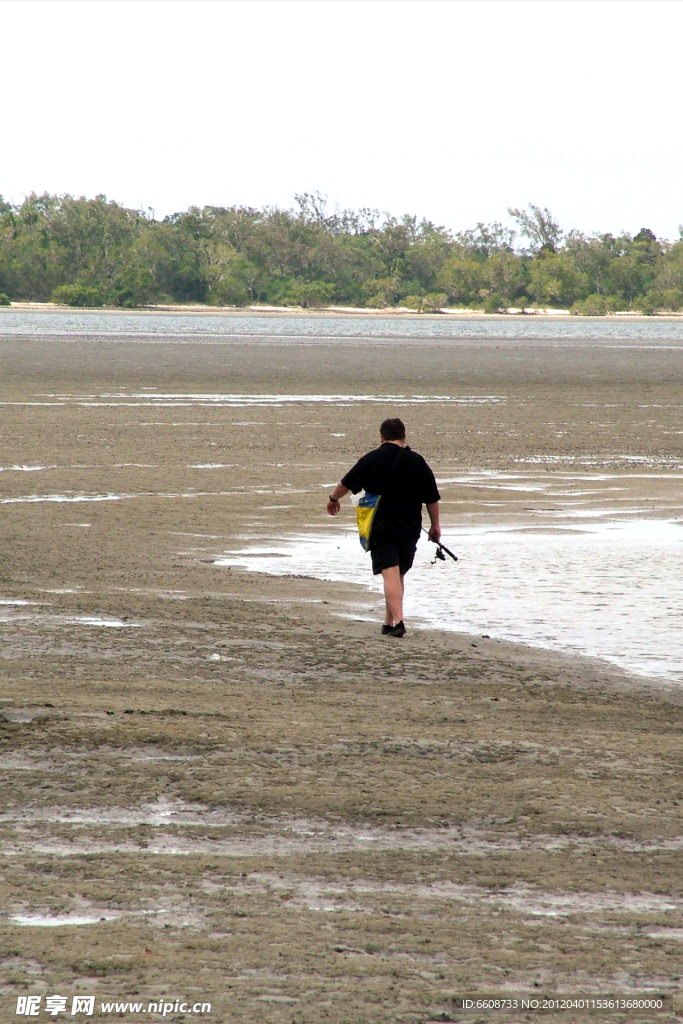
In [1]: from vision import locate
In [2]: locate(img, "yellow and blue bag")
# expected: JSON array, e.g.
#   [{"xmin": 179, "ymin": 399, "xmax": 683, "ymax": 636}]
[
  {"xmin": 352, "ymin": 448, "xmax": 405, "ymax": 552},
  {"xmin": 354, "ymin": 491, "xmax": 380, "ymax": 552}
]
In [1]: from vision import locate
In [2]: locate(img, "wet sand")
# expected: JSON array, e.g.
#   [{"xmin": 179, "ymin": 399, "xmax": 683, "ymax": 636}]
[{"xmin": 1, "ymin": 330, "xmax": 683, "ymax": 1022}]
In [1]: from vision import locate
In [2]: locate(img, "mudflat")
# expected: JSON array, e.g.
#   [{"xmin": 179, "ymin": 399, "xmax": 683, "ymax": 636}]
[{"xmin": 1, "ymin": 326, "xmax": 682, "ymax": 1023}]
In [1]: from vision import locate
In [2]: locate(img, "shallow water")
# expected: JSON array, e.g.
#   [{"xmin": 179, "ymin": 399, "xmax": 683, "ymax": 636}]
[
  {"xmin": 0, "ymin": 610, "xmax": 139, "ymax": 628},
  {"xmin": 216, "ymin": 508, "xmax": 683, "ymax": 685},
  {"xmin": 2, "ymin": 309, "xmax": 683, "ymax": 345},
  {"xmin": 10, "ymin": 913, "xmax": 122, "ymax": 927},
  {"xmin": 10, "ymin": 390, "xmax": 504, "ymax": 408}
]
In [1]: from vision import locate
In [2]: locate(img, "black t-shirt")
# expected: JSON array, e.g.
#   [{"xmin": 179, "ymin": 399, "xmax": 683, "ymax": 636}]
[{"xmin": 341, "ymin": 444, "xmax": 441, "ymax": 542}]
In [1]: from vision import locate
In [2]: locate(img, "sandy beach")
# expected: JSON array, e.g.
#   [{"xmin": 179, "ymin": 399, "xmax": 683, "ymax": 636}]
[
  {"xmin": 1, "ymin": 317, "xmax": 682, "ymax": 1022},
  {"xmin": 7, "ymin": 300, "xmax": 683, "ymax": 319}
]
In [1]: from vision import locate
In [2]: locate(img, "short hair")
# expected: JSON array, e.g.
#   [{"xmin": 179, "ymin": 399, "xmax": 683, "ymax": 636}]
[{"xmin": 380, "ymin": 417, "xmax": 406, "ymax": 441}]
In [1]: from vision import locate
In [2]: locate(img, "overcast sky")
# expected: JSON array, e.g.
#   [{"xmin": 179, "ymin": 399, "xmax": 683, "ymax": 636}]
[{"xmin": 3, "ymin": 0, "xmax": 682, "ymax": 240}]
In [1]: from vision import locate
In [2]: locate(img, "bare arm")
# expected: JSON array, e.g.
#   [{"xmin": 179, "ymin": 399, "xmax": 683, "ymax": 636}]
[
  {"xmin": 426, "ymin": 500, "xmax": 441, "ymax": 543},
  {"xmin": 327, "ymin": 483, "xmax": 350, "ymax": 516}
]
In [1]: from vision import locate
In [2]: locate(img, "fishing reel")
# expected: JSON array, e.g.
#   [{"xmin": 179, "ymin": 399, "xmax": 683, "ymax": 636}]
[{"xmin": 422, "ymin": 528, "xmax": 458, "ymax": 564}]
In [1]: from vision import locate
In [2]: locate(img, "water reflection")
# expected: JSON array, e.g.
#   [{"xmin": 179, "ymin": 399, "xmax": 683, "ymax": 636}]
[{"xmin": 216, "ymin": 518, "xmax": 683, "ymax": 685}]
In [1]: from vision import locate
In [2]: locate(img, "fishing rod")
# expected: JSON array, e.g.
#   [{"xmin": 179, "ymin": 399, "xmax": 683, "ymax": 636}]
[{"xmin": 421, "ymin": 527, "xmax": 458, "ymax": 563}]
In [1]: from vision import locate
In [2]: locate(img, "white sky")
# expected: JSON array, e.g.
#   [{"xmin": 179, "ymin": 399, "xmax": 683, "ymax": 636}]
[{"xmin": 2, "ymin": 0, "xmax": 683, "ymax": 240}]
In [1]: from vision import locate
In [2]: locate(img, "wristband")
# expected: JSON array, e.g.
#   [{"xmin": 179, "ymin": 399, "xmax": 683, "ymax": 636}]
[{"xmin": 329, "ymin": 495, "xmax": 339, "ymax": 503}]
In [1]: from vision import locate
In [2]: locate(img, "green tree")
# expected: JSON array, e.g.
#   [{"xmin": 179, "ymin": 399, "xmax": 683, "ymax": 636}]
[
  {"xmin": 403, "ymin": 292, "xmax": 447, "ymax": 313},
  {"xmin": 453, "ymin": 221, "xmax": 516, "ymax": 259},
  {"xmin": 202, "ymin": 241, "xmax": 260, "ymax": 305},
  {"xmin": 563, "ymin": 232, "xmax": 615, "ymax": 296},
  {"xmin": 651, "ymin": 238, "xmax": 683, "ymax": 310},
  {"xmin": 0, "ymin": 194, "xmax": 62, "ymax": 299},
  {"xmin": 362, "ymin": 276, "xmax": 403, "ymax": 308},
  {"xmin": 436, "ymin": 257, "xmax": 488, "ymax": 307},
  {"xmin": 570, "ymin": 294, "xmax": 620, "ymax": 315},
  {"xmin": 0, "ymin": 189, "xmax": 681, "ymax": 314},
  {"xmin": 52, "ymin": 282, "xmax": 104, "ymax": 306},
  {"xmin": 151, "ymin": 220, "xmax": 207, "ymax": 302},
  {"xmin": 508, "ymin": 204, "xmax": 563, "ymax": 254},
  {"xmin": 292, "ymin": 281, "xmax": 335, "ymax": 308},
  {"xmin": 487, "ymin": 251, "xmax": 526, "ymax": 304},
  {"xmin": 528, "ymin": 251, "xmax": 587, "ymax": 307},
  {"xmin": 110, "ymin": 255, "xmax": 157, "ymax": 307}
]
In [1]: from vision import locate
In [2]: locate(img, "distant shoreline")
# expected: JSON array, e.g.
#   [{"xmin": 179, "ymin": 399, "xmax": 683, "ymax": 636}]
[{"xmin": 3, "ymin": 301, "xmax": 683, "ymax": 321}]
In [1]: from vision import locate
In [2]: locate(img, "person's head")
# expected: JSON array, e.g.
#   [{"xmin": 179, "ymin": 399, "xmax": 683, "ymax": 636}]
[{"xmin": 380, "ymin": 417, "xmax": 406, "ymax": 443}]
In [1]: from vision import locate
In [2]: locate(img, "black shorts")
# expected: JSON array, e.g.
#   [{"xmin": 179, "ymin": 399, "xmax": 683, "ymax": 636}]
[{"xmin": 371, "ymin": 537, "xmax": 417, "ymax": 576}]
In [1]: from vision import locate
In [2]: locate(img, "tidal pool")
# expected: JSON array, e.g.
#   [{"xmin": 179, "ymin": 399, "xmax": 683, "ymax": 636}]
[{"xmin": 216, "ymin": 517, "xmax": 683, "ymax": 685}]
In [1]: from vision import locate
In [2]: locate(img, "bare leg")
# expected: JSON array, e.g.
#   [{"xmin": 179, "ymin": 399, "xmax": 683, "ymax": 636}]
[{"xmin": 381, "ymin": 566, "xmax": 404, "ymax": 626}]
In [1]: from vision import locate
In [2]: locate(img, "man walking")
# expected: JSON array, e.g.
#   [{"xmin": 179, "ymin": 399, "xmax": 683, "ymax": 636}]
[{"xmin": 326, "ymin": 418, "xmax": 441, "ymax": 638}]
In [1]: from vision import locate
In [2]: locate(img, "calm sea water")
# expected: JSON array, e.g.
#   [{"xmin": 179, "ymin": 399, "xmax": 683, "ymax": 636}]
[{"xmin": 1, "ymin": 309, "xmax": 683, "ymax": 345}]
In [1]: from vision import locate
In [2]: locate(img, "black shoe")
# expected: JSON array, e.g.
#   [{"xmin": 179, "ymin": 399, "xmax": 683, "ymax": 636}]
[
  {"xmin": 389, "ymin": 621, "xmax": 406, "ymax": 638},
  {"xmin": 381, "ymin": 624, "xmax": 393, "ymax": 635}
]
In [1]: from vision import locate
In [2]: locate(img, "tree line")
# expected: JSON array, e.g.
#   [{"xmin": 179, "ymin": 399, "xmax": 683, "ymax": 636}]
[{"xmin": 0, "ymin": 192, "xmax": 681, "ymax": 314}]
